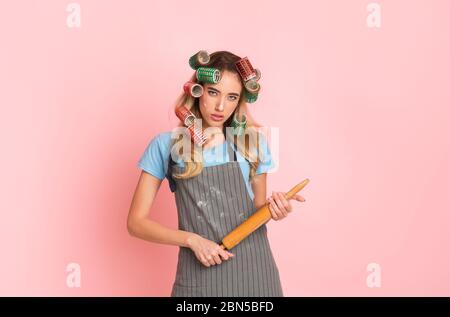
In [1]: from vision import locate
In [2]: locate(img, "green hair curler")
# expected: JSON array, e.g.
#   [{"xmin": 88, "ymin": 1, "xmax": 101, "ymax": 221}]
[
  {"xmin": 196, "ymin": 67, "xmax": 221, "ymax": 84},
  {"xmin": 231, "ymin": 113, "xmax": 247, "ymax": 136},
  {"xmin": 189, "ymin": 50, "xmax": 210, "ymax": 70},
  {"xmin": 244, "ymin": 80, "xmax": 260, "ymax": 103}
]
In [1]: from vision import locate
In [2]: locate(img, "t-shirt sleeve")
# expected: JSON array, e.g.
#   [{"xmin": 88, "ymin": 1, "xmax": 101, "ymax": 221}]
[
  {"xmin": 255, "ymin": 133, "xmax": 276, "ymax": 175},
  {"xmin": 137, "ymin": 133, "xmax": 170, "ymax": 180}
]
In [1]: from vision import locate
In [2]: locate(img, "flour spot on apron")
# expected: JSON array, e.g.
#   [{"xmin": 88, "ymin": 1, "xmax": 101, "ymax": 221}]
[
  {"xmin": 209, "ymin": 185, "xmax": 222, "ymax": 196},
  {"xmin": 196, "ymin": 200, "xmax": 208, "ymax": 208}
]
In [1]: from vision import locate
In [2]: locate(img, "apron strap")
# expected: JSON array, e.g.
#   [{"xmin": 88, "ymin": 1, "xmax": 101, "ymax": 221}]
[
  {"xmin": 225, "ymin": 139, "xmax": 237, "ymax": 162},
  {"xmin": 166, "ymin": 155, "xmax": 177, "ymax": 193}
]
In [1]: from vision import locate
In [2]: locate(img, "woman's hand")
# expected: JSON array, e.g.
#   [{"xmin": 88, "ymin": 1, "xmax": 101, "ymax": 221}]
[
  {"xmin": 267, "ymin": 191, "xmax": 306, "ymax": 221},
  {"xmin": 186, "ymin": 233, "xmax": 234, "ymax": 267}
]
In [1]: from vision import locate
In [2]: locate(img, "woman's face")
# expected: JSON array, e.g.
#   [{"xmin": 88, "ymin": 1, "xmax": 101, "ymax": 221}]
[{"xmin": 198, "ymin": 70, "xmax": 242, "ymax": 130}]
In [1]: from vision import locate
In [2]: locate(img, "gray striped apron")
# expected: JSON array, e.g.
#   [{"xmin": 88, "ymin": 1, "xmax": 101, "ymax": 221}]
[{"xmin": 166, "ymin": 138, "xmax": 283, "ymax": 297}]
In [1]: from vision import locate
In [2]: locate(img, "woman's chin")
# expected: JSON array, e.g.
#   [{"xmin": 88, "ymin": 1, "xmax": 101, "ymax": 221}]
[{"xmin": 204, "ymin": 120, "xmax": 223, "ymax": 129}]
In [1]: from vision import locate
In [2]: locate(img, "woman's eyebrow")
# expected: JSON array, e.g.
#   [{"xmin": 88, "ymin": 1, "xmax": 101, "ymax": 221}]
[
  {"xmin": 208, "ymin": 87, "xmax": 220, "ymax": 93},
  {"xmin": 208, "ymin": 87, "xmax": 240, "ymax": 97},
  {"xmin": 208, "ymin": 87, "xmax": 239, "ymax": 97}
]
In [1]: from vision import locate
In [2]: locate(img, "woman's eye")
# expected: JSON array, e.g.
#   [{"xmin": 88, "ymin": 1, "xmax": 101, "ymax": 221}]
[
  {"xmin": 228, "ymin": 96, "xmax": 237, "ymax": 101},
  {"xmin": 208, "ymin": 90, "xmax": 217, "ymax": 96}
]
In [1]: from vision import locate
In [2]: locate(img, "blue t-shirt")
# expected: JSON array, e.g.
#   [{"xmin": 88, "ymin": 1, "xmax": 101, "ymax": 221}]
[{"xmin": 137, "ymin": 131, "xmax": 276, "ymax": 201}]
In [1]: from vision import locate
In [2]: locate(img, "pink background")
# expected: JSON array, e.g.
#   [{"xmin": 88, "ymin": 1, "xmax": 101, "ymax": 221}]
[{"xmin": 1, "ymin": 0, "xmax": 449, "ymax": 296}]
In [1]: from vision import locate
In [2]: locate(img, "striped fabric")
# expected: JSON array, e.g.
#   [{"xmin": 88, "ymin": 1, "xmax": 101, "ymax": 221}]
[{"xmin": 169, "ymin": 140, "xmax": 283, "ymax": 297}]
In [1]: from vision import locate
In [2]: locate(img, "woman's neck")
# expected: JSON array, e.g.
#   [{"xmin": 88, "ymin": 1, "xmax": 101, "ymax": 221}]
[{"xmin": 202, "ymin": 126, "xmax": 225, "ymax": 150}]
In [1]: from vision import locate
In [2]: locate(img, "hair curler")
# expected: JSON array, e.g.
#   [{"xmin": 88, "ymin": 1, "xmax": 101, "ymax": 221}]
[
  {"xmin": 183, "ymin": 81, "xmax": 204, "ymax": 98},
  {"xmin": 231, "ymin": 113, "xmax": 247, "ymax": 136},
  {"xmin": 189, "ymin": 50, "xmax": 210, "ymax": 70},
  {"xmin": 196, "ymin": 67, "xmax": 221, "ymax": 84},
  {"xmin": 175, "ymin": 106, "xmax": 208, "ymax": 146},
  {"xmin": 244, "ymin": 79, "xmax": 260, "ymax": 103},
  {"xmin": 235, "ymin": 57, "xmax": 258, "ymax": 81}
]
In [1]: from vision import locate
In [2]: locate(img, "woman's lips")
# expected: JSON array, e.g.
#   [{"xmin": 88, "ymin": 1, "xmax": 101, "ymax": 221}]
[{"xmin": 210, "ymin": 114, "xmax": 224, "ymax": 121}]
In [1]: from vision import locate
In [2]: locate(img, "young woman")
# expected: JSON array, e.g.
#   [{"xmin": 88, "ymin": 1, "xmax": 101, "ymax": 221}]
[{"xmin": 127, "ymin": 51, "xmax": 305, "ymax": 297}]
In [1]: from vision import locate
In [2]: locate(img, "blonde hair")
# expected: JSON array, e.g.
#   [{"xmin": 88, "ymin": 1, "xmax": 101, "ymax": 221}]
[{"xmin": 170, "ymin": 51, "xmax": 267, "ymax": 186}]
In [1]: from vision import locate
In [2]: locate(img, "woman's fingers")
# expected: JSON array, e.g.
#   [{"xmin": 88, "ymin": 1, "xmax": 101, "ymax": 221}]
[
  {"xmin": 268, "ymin": 191, "xmax": 307, "ymax": 220},
  {"xmin": 272, "ymin": 192, "xmax": 288, "ymax": 218},
  {"xmin": 201, "ymin": 248, "xmax": 234, "ymax": 267},
  {"xmin": 218, "ymin": 248, "xmax": 234, "ymax": 261},
  {"xmin": 267, "ymin": 197, "xmax": 277, "ymax": 220},
  {"xmin": 268, "ymin": 195, "xmax": 285, "ymax": 220},
  {"xmin": 213, "ymin": 253, "xmax": 222, "ymax": 265},
  {"xmin": 219, "ymin": 251, "xmax": 229, "ymax": 261},
  {"xmin": 268, "ymin": 204, "xmax": 278, "ymax": 220},
  {"xmin": 293, "ymin": 194, "xmax": 306, "ymax": 202},
  {"xmin": 206, "ymin": 254, "xmax": 216, "ymax": 266},
  {"xmin": 268, "ymin": 198, "xmax": 282, "ymax": 220},
  {"xmin": 275, "ymin": 192, "xmax": 290, "ymax": 215},
  {"xmin": 198, "ymin": 253, "xmax": 210, "ymax": 267},
  {"xmin": 193, "ymin": 237, "xmax": 236, "ymax": 267}
]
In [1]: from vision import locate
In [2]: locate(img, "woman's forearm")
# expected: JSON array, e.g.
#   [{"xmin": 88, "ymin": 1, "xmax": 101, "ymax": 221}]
[
  {"xmin": 128, "ymin": 218, "xmax": 195, "ymax": 248},
  {"xmin": 254, "ymin": 197, "xmax": 267, "ymax": 210}
]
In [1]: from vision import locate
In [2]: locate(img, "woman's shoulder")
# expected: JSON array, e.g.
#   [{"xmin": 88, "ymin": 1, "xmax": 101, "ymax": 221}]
[
  {"xmin": 153, "ymin": 130, "xmax": 173, "ymax": 144},
  {"xmin": 141, "ymin": 131, "xmax": 174, "ymax": 158}
]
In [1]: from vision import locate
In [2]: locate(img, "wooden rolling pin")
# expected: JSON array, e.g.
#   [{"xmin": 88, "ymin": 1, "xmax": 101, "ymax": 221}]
[{"xmin": 220, "ymin": 179, "xmax": 310, "ymax": 250}]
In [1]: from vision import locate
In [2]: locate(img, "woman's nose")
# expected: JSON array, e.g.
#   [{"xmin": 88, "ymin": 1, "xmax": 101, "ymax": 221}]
[{"xmin": 215, "ymin": 99, "xmax": 225, "ymax": 111}]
